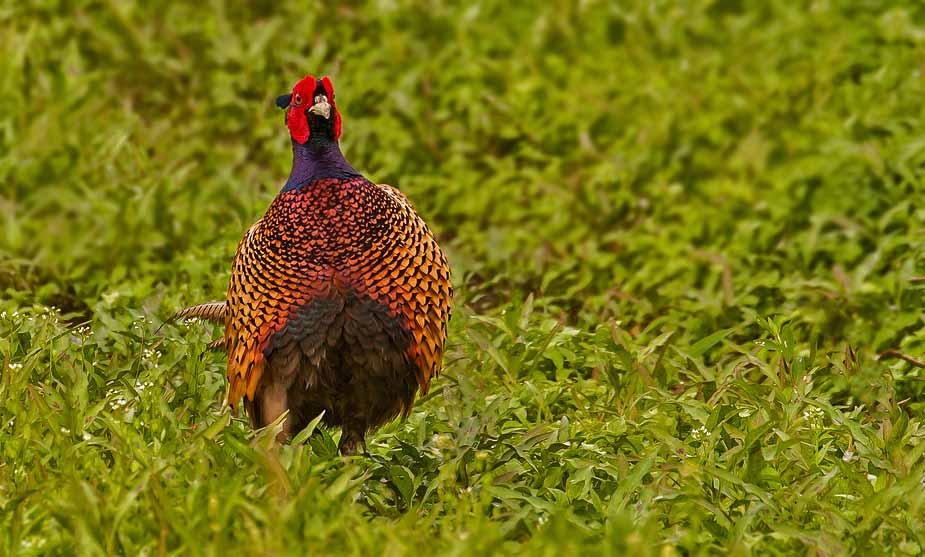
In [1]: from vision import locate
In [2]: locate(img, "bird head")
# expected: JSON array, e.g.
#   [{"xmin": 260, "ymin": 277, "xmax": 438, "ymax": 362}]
[{"xmin": 275, "ymin": 75, "xmax": 342, "ymax": 144}]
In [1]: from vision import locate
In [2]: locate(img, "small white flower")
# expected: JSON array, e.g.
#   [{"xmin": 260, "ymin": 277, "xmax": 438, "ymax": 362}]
[
  {"xmin": 0, "ymin": 311, "xmax": 6, "ymax": 319},
  {"xmin": 141, "ymin": 348, "xmax": 163, "ymax": 368},
  {"xmin": 842, "ymin": 450, "xmax": 854, "ymax": 462},
  {"xmin": 802, "ymin": 406, "xmax": 825, "ymax": 430},
  {"xmin": 12, "ymin": 311, "xmax": 19, "ymax": 318},
  {"xmin": 39, "ymin": 306, "xmax": 60, "ymax": 324},
  {"xmin": 738, "ymin": 408, "xmax": 753, "ymax": 418},
  {"xmin": 866, "ymin": 474, "xmax": 877, "ymax": 484},
  {"xmin": 60, "ymin": 427, "xmax": 70, "ymax": 434},
  {"xmin": 8, "ymin": 362, "xmax": 23, "ymax": 371},
  {"xmin": 83, "ymin": 432, "xmax": 91, "ymax": 441},
  {"xmin": 691, "ymin": 425, "xmax": 711, "ymax": 441}
]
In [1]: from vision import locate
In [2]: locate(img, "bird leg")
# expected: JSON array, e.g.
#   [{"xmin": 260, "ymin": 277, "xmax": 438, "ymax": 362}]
[
  {"xmin": 257, "ymin": 382, "xmax": 291, "ymax": 443},
  {"xmin": 338, "ymin": 429, "xmax": 366, "ymax": 456}
]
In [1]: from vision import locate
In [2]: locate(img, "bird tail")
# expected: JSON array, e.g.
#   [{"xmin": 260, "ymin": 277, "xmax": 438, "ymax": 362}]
[
  {"xmin": 172, "ymin": 301, "xmax": 228, "ymax": 323},
  {"xmin": 206, "ymin": 337, "xmax": 226, "ymax": 351},
  {"xmin": 155, "ymin": 300, "xmax": 227, "ymax": 335}
]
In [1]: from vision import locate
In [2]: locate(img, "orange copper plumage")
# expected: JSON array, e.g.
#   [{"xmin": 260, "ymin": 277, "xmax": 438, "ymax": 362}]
[{"xmin": 174, "ymin": 75, "xmax": 451, "ymax": 454}]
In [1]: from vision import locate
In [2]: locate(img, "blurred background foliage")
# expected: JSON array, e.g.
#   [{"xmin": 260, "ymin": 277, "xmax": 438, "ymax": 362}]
[{"xmin": 2, "ymin": 0, "xmax": 925, "ymax": 554}]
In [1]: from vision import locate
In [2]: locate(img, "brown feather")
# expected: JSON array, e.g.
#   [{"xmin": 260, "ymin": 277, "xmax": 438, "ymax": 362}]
[
  {"xmin": 206, "ymin": 337, "xmax": 226, "ymax": 351},
  {"xmin": 172, "ymin": 301, "xmax": 227, "ymax": 323}
]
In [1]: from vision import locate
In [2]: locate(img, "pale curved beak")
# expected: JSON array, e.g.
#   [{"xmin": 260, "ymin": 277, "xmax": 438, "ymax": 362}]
[{"xmin": 308, "ymin": 96, "xmax": 332, "ymax": 119}]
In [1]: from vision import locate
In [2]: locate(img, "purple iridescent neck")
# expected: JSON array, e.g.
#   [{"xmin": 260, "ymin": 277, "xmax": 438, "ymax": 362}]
[{"xmin": 282, "ymin": 138, "xmax": 360, "ymax": 192}]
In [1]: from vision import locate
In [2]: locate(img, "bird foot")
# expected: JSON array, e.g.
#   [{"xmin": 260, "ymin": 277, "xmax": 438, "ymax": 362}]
[{"xmin": 338, "ymin": 431, "xmax": 366, "ymax": 456}]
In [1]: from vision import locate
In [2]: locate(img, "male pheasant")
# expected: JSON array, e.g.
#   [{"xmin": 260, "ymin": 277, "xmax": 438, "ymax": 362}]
[{"xmin": 174, "ymin": 75, "xmax": 452, "ymax": 455}]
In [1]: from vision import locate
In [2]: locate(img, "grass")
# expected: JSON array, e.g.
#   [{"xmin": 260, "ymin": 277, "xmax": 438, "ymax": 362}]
[{"xmin": 2, "ymin": 0, "xmax": 925, "ymax": 554}]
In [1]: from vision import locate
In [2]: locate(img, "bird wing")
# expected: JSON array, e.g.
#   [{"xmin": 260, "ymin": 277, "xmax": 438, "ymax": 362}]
[
  {"xmin": 224, "ymin": 217, "xmax": 339, "ymax": 409},
  {"xmin": 225, "ymin": 220, "xmax": 295, "ymax": 407},
  {"xmin": 367, "ymin": 183, "xmax": 453, "ymax": 395}
]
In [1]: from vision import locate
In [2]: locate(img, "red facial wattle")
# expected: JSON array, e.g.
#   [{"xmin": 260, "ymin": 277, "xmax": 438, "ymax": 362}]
[
  {"xmin": 285, "ymin": 74, "xmax": 314, "ymax": 144},
  {"xmin": 320, "ymin": 76, "xmax": 343, "ymax": 141},
  {"xmin": 285, "ymin": 74, "xmax": 341, "ymax": 143}
]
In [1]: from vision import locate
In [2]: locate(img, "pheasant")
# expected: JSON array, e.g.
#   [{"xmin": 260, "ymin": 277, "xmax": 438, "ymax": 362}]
[{"xmin": 173, "ymin": 75, "xmax": 452, "ymax": 455}]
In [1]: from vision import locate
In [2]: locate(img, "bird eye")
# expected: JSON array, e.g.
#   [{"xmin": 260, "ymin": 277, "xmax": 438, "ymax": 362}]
[{"xmin": 294, "ymin": 94, "xmax": 302, "ymax": 105}]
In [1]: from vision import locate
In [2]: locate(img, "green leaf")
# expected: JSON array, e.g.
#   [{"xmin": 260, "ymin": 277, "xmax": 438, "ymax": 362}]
[
  {"xmin": 291, "ymin": 410, "xmax": 326, "ymax": 445},
  {"xmin": 688, "ymin": 328, "xmax": 734, "ymax": 357}
]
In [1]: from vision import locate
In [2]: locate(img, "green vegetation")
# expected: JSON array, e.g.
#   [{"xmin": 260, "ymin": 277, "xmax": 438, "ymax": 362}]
[{"xmin": 3, "ymin": 1, "xmax": 925, "ymax": 554}]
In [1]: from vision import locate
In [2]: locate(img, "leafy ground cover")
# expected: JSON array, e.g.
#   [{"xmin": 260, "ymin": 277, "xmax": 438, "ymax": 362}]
[{"xmin": 2, "ymin": 1, "xmax": 925, "ymax": 554}]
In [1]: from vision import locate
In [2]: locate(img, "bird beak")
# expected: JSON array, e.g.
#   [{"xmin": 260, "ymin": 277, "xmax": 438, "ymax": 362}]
[
  {"xmin": 308, "ymin": 96, "xmax": 332, "ymax": 119},
  {"xmin": 275, "ymin": 94, "xmax": 292, "ymax": 109}
]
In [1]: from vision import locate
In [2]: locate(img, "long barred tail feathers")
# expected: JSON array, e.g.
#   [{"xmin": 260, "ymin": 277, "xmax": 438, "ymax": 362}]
[
  {"xmin": 206, "ymin": 337, "xmax": 226, "ymax": 351},
  {"xmin": 172, "ymin": 301, "xmax": 228, "ymax": 323},
  {"xmin": 155, "ymin": 300, "xmax": 227, "ymax": 335}
]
